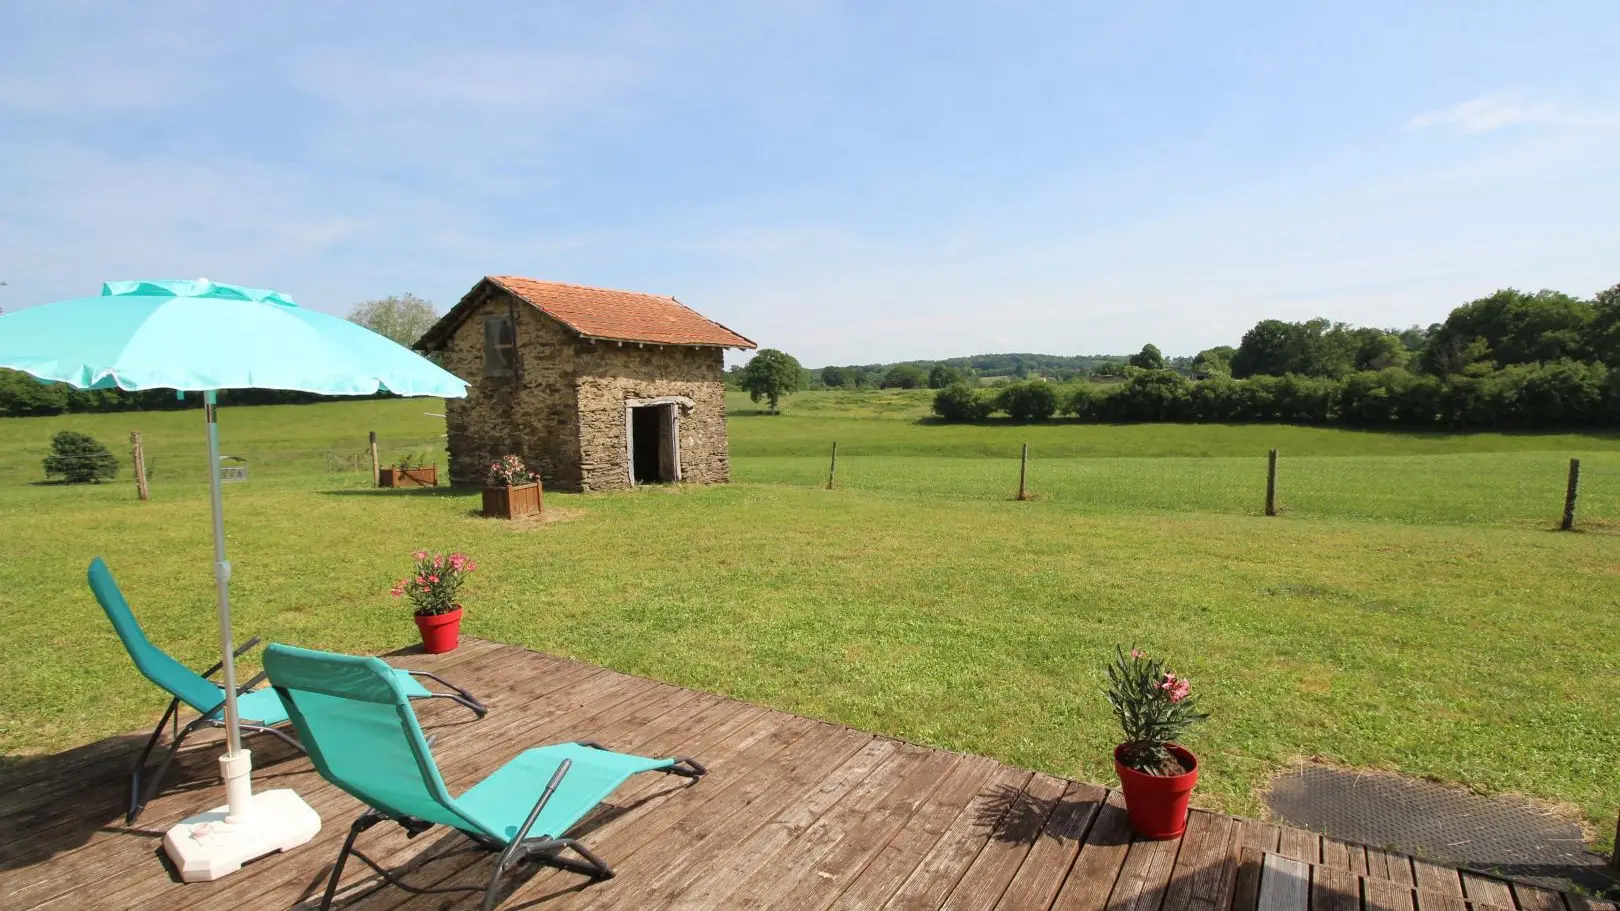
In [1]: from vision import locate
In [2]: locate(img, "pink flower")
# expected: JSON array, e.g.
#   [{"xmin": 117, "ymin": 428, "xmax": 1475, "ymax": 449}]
[
  {"xmin": 412, "ymin": 550, "xmax": 427, "ymax": 560},
  {"xmin": 427, "ymin": 574, "xmax": 439, "ymax": 583},
  {"xmin": 415, "ymin": 575, "xmax": 427, "ymax": 585},
  {"xmin": 1169, "ymin": 680, "xmax": 1191, "ymax": 702},
  {"xmin": 1130, "ymin": 649, "xmax": 1145, "ymax": 659},
  {"xmin": 449, "ymin": 554, "xmax": 467, "ymax": 570},
  {"xmin": 389, "ymin": 583, "xmax": 405, "ymax": 597},
  {"xmin": 433, "ymin": 555, "xmax": 443, "ymax": 569}
]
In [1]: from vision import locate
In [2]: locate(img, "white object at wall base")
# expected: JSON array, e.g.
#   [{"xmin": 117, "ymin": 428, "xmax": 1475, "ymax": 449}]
[{"xmin": 163, "ymin": 788, "xmax": 321, "ymax": 882}]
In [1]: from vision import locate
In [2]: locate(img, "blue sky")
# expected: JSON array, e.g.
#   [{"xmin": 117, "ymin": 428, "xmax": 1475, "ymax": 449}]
[{"xmin": 2, "ymin": 2, "xmax": 1617, "ymax": 366}]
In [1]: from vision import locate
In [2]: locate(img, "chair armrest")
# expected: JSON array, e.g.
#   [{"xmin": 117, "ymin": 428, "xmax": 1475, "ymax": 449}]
[
  {"xmin": 201, "ymin": 636, "xmax": 264, "ymax": 679},
  {"xmin": 512, "ymin": 759, "xmax": 572, "ymax": 845}
]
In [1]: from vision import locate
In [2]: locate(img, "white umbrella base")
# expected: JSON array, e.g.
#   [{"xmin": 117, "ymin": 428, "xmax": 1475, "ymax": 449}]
[{"xmin": 163, "ymin": 788, "xmax": 322, "ymax": 882}]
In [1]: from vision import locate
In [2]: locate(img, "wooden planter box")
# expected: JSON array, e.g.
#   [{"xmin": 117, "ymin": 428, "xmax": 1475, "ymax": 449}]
[
  {"xmin": 483, "ymin": 481, "xmax": 543, "ymax": 519},
  {"xmin": 379, "ymin": 466, "xmax": 438, "ymax": 488}
]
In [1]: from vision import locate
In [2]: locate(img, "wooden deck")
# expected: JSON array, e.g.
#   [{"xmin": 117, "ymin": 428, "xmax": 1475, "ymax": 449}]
[{"xmin": 1, "ymin": 639, "xmax": 1610, "ymax": 911}]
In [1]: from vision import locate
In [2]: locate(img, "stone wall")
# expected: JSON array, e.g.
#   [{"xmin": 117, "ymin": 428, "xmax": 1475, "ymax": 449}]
[
  {"xmin": 438, "ymin": 290, "xmax": 583, "ymax": 489},
  {"xmin": 573, "ymin": 342, "xmax": 731, "ymax": 491}
]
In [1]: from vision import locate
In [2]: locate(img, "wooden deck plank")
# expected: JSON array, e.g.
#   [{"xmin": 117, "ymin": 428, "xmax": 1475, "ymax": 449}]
[
  {"xmin": 1, "ymin": 640, "xmax": 1603, "ymax": 911},
  {"xmin": 991, "ymin": 780, "xmax": 1107, "ymax": 911},
  {"xmin": 1105, "ymin": 831, "xmax": 1183, "ymax": 911},
  {"xmin": 1245, "ymin": 821, "xmax": 1284, "ymax": 853},
  {"xmin": 1363, "ymin": 879, "xmax": 1417, "ymax": 911},
  {"xmin": 665, "ymin": 736, "xmax": 906, "ymax": 909},
  {"xmin": 1312, "ymin": 864, "xmax": 1361, "ymax": 911},
  {"xmin": 576, "ymin": 724, "xmax": 877, "ymax": 910},
  {"xmin": 1277, "ymin": 828, "xmax": 1319, "ymax": 864},
  {"xmin": 1161, "ymin": 811, "xmax": 1221, "ymax": 911},
  {"xmin": 1412, "ymin": 858, "xmax": 1468, "ymax": 911},
  {"xmin": 1049, "ymin": 789, "xmax": 1135, "ymax": 911},
  {"xmin": 1257, "ymin": 854, "xmax": 1310, "ymax": 911},
  {"xmin": 1369, "ymin": 847, "xmax": 1416, "ymax": 887},
  {"xmin": 820, "ymin": 754, "xmax": 1001, "ymax": 911},
  {"xmin": 755, "ymin": 747, "xmax": 966, "ymax": 911},
  {"xmin": 1186, "ymin": 815, "xmax": 1239, "ymax": 911},
  {"xmin": 1234, "ymin": 848, "xmax": 1268, "ymax": 911},
  {"xmin": 1510, "ymin": 882, "xmax": 1568, "ymax": 911},
  {"xmin": 1460, "ymin": 872, "xmax": 1516, "ymax": 908},
  {"xmin": 938, "ymin": 771, "xmax": 1069, "ymax": 910},
  {"xmin": 879, "ymin": 765, "xmax": 1035, "ymax": 910}
]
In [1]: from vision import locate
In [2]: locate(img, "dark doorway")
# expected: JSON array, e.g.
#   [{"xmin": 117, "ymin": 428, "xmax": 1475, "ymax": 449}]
[{"xmin": 630, "ymin": 404, "xmax": 675, "ymax": 484}]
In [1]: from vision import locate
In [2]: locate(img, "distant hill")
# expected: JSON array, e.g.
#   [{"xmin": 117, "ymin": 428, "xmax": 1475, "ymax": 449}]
[{"xmin": 812, "ymin": 352, "xmax": 1130, "ymax": 381}]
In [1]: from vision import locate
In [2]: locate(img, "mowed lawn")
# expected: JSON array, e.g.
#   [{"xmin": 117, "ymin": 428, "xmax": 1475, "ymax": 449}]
[{"xmin": 0, "ymin": 392, "xmax": 1616, "ymax": 847}]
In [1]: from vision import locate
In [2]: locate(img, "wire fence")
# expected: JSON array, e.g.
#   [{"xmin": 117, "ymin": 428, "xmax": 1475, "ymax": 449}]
[
  {"xmin": 739, "ymin": 445, "xmax": 1620, "ymax": 530},
  {"xmin": 112, "ymin": 434, "xmax": 451, "ymax": 489},
  {"xmin": 75, "ymin": 427, "xmax": 1620, "ymax": 530}
]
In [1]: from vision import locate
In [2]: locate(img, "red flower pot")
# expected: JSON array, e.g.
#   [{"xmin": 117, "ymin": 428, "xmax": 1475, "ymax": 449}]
[
  {"xmin": 1114, "ymin": 743, "xmax": 1199, "ymax": 839},
  {"xmin": 413, "ymin": 605, "xmax": 462, "ymax": 654}
]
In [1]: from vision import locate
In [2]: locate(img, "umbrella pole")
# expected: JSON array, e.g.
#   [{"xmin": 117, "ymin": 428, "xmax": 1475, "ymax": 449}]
[
  {"xmin": 162, "ymin": 393, "xmax": 319, "ymax": 883},
  {"xmin": 203, "ymin": 391, "xmax": 251, "ymax": 819}
]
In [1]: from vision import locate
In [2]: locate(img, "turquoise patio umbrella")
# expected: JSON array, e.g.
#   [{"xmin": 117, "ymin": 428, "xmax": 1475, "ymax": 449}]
[{"xmin": 0, "ymin": 279, "xmax": 467, "ymax": 877}]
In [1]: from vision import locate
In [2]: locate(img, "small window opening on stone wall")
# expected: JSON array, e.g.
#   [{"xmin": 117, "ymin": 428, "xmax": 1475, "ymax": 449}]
[{"xmin": 483, "ymin": 315, "xmax": 516, "ymax": 377}]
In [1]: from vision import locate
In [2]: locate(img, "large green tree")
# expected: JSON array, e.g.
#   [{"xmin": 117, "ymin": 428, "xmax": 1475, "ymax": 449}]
[
  {"xmin": 1127, "ymin": 343, "xmax": 1167, "ymax": 370},
  {"xmin": 1231, "ymin": 318, "xmax": 1358, "ymax": 378},
  {"xmin": 1586, "ymin": 283, "xmax": 1620, "ymax": 367},
  {"xmin": 1419, "ymin": 288, "xmax": 1593, "ymax": 375},
  {"xmin": 740, "ymin": 348, "xmax": 803, "ymax": 413},
  {"xmin": 347, "ymin": 293, "xmax": 440, "ymax": 348}
]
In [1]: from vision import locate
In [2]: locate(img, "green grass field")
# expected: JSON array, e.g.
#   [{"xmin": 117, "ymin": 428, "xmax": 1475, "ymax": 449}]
[{"xmin": 1, "ymin": 391, "xmax": 1616, "ymax": 848}]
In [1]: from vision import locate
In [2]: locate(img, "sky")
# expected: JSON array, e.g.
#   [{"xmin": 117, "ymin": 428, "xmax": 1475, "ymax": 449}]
[{"xmin": 2, "ymin": 2, "xmax": 1617, "ymax": 367}]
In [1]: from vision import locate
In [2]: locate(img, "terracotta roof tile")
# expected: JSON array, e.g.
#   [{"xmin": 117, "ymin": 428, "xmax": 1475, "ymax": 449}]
[{"xmin": 486, "ymin": 276, "xmax": 755, "ymax": 349}]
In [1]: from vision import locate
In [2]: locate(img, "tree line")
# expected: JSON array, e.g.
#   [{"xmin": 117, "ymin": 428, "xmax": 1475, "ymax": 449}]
[
  {"xmin": 932, "ymin": 285, "xmax": 1620, "ymax": 429},
  {"xmin": 0, "ymin": 294, "xmax": 439, "ymax": 417}
]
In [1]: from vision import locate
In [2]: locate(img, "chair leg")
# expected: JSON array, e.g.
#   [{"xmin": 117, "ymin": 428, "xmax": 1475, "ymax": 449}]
[
  {"xmin": 319, "ymin": 812, "xmax": 380, "ymax": 911},
  {"xmin": 128, "ymin": 699, "xmax": 180, "ymax": 824}
]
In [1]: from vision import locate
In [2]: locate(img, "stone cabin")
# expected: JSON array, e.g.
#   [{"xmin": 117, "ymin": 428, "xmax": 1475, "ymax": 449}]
[{"xmin": 415, "ymin": 276, "xmax": 756, "ymax": 492}]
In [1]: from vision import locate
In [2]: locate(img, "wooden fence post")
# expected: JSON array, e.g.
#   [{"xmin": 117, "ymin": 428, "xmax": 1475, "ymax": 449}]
[
  {"xmin": 1561, "ymin": 458, "xmax": 1580, "ymax": 531},
  {"xmin": 369, "ymin": 431, "xmax": 380, "ymax": 487},
  {"xmin": 1017, "ymin": 442, "xmax": 1029, "ymax": 501},
  {"xmin": 826, "ymin": 442, "xmax": 838, "ymax": 490},
  {"xmin": 130, "ymin": 431, "xmax": 149, "ymax": 501},
  {"xmin": 1265, "ymin": 449, "xmax": 1278, "ymax": 516}
]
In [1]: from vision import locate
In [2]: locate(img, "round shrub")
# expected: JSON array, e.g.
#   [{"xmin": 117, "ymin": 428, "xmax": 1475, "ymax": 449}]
[
  {"xmin": 932, "ymin": 381, "xmax": 991, "ymax": 421},
  {"xmin": 43, "ymin": 430, "xmax": 120, "ymax": 484},
  {"xmin": 996, "ymin": 381, "xmax": 1059, "ymax": 421}
]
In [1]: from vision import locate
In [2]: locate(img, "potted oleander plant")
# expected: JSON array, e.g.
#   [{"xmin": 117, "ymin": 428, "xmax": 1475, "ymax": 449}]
[
  {"xmin": 1105, "ymin": 646, "xmax": 1209, "ymax": 839},
  {"xmin": 481, "ymin": 454, "xmax": 542, "ymax": 519},
  {"xmin": 378, "ymin": 453, "xmax": 438, "ymax": 488},
  {"xmin": 391, "ymin": 550, "xmax": 476, "ymax": 653}
]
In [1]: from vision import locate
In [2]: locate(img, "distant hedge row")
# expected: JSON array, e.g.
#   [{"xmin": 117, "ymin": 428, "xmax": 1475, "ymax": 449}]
[
  {"xmin": 933, "ymin": 360, "xmax": 1620, "ymax": 429},
  {"xmin": 0, "ymin": 368, "xmax": 385, "ymax": 417}
]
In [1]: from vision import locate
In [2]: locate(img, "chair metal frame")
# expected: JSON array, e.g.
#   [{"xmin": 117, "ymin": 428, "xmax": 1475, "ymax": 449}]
[
  {"xmin": 126, "ymin": 635, "xmax": 486, "ymax": 824},
  {"xmin": 316, "ymin": 742, "xmax": 705, "ymax": 911}
]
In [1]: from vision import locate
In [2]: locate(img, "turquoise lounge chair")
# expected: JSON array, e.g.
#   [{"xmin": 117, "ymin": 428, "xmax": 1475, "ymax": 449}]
[
  {"xmin": 87, "ymin": 558, "xmax": 486, "ymax": 824},
  {"xmin": 264, "ymin": 643, "xmax": 705, "ymax": 911}
]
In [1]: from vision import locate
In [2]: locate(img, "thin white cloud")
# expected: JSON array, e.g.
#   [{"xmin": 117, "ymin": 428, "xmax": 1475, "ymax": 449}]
[{"xmin": 1408, "ymin": 92, "xmax": 1614, "ymax": 133}]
